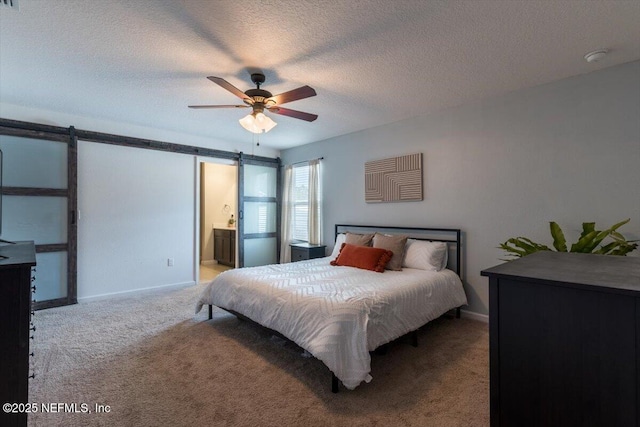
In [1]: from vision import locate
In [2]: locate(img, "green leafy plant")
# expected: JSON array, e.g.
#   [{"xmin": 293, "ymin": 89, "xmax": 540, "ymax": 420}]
[{"xmin": 499, "ymin": 219, "xmax": 638, "ymax": 260}]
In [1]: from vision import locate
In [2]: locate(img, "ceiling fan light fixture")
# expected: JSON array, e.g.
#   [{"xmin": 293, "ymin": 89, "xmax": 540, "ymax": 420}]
[
  {"xmin": 239, "ymin": 114, "xmax": 261, "ymax": 133},
  {"xmin": 239, "ymin": 112, "xmax": 277, "ymax": 134},
  {"xmin": 255, "ymin": 112, "xmax": 277, "ymax": 132}
]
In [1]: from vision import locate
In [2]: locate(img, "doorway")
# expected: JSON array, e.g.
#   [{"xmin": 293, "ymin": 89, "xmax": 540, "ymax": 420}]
[{"xmin": 196, "ymin": 158, "xmax": 237, "ymax": 283}]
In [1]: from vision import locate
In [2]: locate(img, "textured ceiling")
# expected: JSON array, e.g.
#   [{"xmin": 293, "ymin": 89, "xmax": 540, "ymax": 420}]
[{"xmin": 1, "ymin": 1, "xmax": 639, "ymax": 150}]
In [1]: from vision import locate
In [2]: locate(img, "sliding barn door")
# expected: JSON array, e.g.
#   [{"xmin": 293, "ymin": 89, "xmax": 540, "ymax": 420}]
[
  {"xmin": 237, "ymin": 155, "xmax": 281, "ymax": 267},
  {"xmin": 0, "ymin": 122, "xmax": 77, "ymax": 309}
]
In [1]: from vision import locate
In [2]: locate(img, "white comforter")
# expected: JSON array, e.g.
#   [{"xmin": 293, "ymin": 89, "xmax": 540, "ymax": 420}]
[{"xmin": 195, "ymin": 257, "xmax": 467, "ymax": 390}]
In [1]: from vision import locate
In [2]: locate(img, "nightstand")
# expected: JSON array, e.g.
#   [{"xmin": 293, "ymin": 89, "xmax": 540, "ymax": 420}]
[{"xmin": 290, "ymin": 243, "xmax": 326, "ymax": 262}]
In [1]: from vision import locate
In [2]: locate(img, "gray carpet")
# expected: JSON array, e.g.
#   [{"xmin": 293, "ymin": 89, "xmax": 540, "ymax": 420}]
[{"xmin": 28, "ymin": 283, "xmax": 489, "ymax": 426}]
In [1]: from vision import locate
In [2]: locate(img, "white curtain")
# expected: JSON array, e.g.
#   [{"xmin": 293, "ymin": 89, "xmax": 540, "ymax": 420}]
[
  {"xmin": 308, "ymin": 159, "xmax": 323, "ymax": 245},
  {"xmin": 280, "ymin": 164, "xmax": 294, "ymax": 263}
]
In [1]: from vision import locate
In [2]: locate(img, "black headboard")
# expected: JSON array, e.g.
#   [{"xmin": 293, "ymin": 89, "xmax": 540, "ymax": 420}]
[{"xmin": 334, "ymin": 224, "xmax": 462, "ymax": 277}]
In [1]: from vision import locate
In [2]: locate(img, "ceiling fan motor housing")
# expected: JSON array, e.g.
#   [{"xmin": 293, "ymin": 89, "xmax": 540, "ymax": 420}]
[
  {"xmin": 245, "ymin": 74, "xmax": 273, "ymax": 110},
  {"xmin": 245, "ymin": 88, "xmax": 273, "ymax": 100}
]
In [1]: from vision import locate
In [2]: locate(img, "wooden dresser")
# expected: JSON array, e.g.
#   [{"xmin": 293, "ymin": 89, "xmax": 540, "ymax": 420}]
[
  {"xmin": 0, "ymin": 242, "xmax": 36, "ymax": 427},
  {"xmin": 481, "ymin": 251, "xmax": 640, "ymax": 427}
]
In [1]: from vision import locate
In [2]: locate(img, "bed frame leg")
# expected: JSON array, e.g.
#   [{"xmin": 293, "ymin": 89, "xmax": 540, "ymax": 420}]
[
  {"xmin": 208, "ymin": 305, "xmax": 213, "ymax": 320},
  {"xmin": 332, "ymin": 373, "xmax": 339, "ymax": 393},
  {"xmin": 374, "ymin": 343, "xmax": 388, "ymax": 355},
  {"xmin": 411, "ymin": 330, "xmax": 418, "ymax": 347},
  {"xmin": 456, "ymin": 307, "xmax": 461, "ymax": 319}
]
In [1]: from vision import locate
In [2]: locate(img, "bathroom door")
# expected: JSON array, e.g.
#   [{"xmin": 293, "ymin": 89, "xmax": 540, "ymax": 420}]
[{"xmin": 237, "ymin": 155, "xmax": 281, "ymax": 267}]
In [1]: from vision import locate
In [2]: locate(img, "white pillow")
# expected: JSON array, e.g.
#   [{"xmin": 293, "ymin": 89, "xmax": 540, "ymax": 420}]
[
  {"xmin": 402, "ymin": 239, "xmax": 448, "ymax": 271},
  {"xmin": 330, "ymin": 233, "xmax": 346, "ymax": 258}
]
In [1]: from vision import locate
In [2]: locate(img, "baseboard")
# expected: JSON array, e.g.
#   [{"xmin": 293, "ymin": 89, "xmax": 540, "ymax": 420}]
[
  {"xmin": 78, "ymin": 281, "xmax": 196, "ymax": 303},
  {"xmin": 460, "ymin": 309, "xmax": 488, "ymax": 323},
  {"xmin": 200, "ymin": 260, "xmax": 216, "ymax": 266}
]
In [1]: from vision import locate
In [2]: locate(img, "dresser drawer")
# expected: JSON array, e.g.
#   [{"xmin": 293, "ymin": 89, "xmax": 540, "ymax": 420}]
[
  {"xmin": 290, "ymin": 244, "xmax": 326, "ymax": 262},
  {"xmin": 291, "ymin": 247, "xmax": 307, "ymax": 262}
]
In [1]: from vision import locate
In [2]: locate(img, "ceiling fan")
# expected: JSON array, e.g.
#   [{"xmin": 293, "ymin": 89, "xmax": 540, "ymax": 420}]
[{"xmin": 189, "ymin": 73, "xmax": 318, "ymax": 133}]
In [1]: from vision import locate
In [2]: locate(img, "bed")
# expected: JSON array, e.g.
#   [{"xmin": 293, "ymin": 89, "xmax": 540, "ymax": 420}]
[{"xmin": 196, "ymin": 225, "xmax": 468, "ymax": 392}]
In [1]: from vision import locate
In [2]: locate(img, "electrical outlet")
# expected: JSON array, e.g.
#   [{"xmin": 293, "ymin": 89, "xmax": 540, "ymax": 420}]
[{"xmin": 167, "ymin": 258, "xmax": 174, "ymax": 267}]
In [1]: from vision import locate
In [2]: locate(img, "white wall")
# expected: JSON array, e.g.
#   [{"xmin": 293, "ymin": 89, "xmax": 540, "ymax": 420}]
[
  {"xmin": 77, "ymin": 141, "xmax": 196, "ymax": 299},
  {"xmin": 281, "ymin": 61, "xmax": 640, "ymax": 316},
  {"xmin": 201, "ymin": 162, "xmax": 237, "ymax": 263}
]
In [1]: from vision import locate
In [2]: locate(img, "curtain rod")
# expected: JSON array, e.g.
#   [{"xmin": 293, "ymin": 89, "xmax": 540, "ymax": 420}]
[{"xmin": 288, "ymin": 157, "xmax": 324, "ymax": 166}]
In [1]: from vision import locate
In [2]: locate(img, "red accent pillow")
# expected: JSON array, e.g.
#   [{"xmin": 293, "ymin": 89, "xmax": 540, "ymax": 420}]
[{"xmin": 330, "ymin": 243, "xmax": 393, "ymax": 273}]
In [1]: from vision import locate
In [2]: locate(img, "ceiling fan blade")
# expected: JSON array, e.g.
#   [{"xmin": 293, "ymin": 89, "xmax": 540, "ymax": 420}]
[
  {"xmin": 269, "ymin": 107, "xmax": 318, "ymax": 122},
  {"xmin": 207, "ymin": 76, "xmax": 251, "ymax": 101},
  {"xmin": 188, "ymin": 104, "xmax": 249, "ymax": 109},
  {"xmin": 268, "ymin": 85, "xmax": 316, "ymax": 105}
]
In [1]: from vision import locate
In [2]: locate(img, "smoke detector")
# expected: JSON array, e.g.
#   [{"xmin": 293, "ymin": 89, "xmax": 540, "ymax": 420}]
[{"xmin": 584, "ymin": 49, "xmax": 608, "ymax": 63}]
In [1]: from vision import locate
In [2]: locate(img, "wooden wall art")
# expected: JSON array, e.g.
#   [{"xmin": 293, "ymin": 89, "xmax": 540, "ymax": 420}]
[{"xmin": 365, "ymin": 153, "xmax": 423, "ymax": 203}]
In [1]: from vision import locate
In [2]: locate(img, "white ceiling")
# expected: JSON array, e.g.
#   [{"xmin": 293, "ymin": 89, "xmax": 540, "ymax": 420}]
[{"xmin": 1, "ymin": 1, "xmax": 639, "ymax": 150}]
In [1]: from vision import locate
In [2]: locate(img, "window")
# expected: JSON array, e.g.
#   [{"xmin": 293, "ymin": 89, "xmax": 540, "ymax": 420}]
[
  {"xmin": 292, "ymin": 164, "xmax": 309, "ymax": 241},
  {"xmin": 281, "ymin": 159, "xmax": 322, "ymax": 263},
  {"xmin": 257, "ymin": 204, "xmax": 268, "ymax": 233}
]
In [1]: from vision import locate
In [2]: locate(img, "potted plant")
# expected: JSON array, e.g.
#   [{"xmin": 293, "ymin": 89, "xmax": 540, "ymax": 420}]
[{"xmin": 499, "ymin": 218, "xmax": 638, "ymax": 260}]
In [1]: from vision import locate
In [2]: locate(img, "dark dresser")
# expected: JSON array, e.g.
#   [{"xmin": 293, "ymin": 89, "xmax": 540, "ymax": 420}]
[
  {"xmin": 290, "ymin": 242, "xmax": 326, "ymax": 262},
  {"xmin": 481, "ymin": 251, "xmax": 640, "ymax": 427},
  {"xmin": 0, "ymin": 241, "xmax": 36, "ymax": 427}
]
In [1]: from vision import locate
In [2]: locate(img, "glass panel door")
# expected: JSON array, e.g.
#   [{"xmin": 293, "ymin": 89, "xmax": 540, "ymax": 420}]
[
  {"xmin": 238, "ymin": 158, "xmax": 280, "ymax": 267},
  {"xmin": 0, "ymin": 130, "xmax": 76, "ymax": 309}
]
